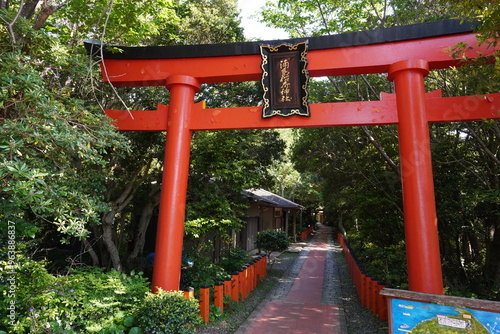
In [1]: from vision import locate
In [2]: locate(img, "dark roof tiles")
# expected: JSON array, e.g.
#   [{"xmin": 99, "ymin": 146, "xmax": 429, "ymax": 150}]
[{"xmin": 243, "ymin": 189, "xmax": 303, "ymax": 209}]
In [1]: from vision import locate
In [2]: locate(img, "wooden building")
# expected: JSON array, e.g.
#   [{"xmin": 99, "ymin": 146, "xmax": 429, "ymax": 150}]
[{"xmin": 236, "ymin": 189, "xmax": 303, "ymax": 252}]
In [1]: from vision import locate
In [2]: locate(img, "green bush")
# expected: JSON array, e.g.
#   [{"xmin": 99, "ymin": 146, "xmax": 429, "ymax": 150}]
[
  {"xmin": 64, "ymin": 266, "xmax": 149, "ymax": 332},
  {"xmin": 0, "ymin": 254, "xmax": 149, "ymax": 333},
  {"xmin": 180, "ymin": 255, "xmax": 227, "ymax": 290},
  {"xmin": 219, "ymin": 248, "xmax": 249, "ymax": 273},
  {"xmin": 255, "ymin": 230, "xmax": 290, "ymax": 259},
  {"xmin": 134, "ymin": 290, "xmax": 203, "ymax": 334},
  {"xmin": 347, "ymin": 235, "xmax": 408, "ymax": 289},
  {"xmin": 97, "ymin": 315, "xmax": 143, "ymax": 334}
]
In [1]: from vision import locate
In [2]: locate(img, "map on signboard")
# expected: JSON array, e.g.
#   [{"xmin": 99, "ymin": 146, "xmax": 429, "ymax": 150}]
[{"xmin": 391, "ymin": 299, "xmax": 500, "ymax": 333}]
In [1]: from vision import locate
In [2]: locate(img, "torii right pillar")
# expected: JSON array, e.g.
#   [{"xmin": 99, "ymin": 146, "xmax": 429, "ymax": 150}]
[{"xmin": 389, "ymin": 59, "xmax": 443, "ymax": 294}]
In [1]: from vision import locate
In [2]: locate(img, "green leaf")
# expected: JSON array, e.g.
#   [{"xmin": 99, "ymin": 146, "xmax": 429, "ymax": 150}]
[
  {"xmin": 128, "ymin": 327, "xmax": 143, "ymax": 334},
  {"xmin": 123, "ymin": 316, "xmax": 135, "ymax": 328}
]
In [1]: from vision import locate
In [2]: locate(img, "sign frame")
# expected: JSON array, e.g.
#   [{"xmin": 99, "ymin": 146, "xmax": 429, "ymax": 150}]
[
  {"xmin": 260, "ymin": 41, "xmax": 309, "ymax": 118},
  {"xmin": 381, "ymin": 288, "xmax": 500, "ymax": 333}
]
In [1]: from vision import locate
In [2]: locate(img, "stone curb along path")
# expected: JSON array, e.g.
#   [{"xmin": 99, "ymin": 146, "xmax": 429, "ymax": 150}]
[{"xmin": 235, "ymin": 225, "xmax": 348, "ymax": 334}]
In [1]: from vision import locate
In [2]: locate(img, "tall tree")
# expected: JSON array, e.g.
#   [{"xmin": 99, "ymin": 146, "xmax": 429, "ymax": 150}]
[
  {"xmin": 0, "ymin": 0, "xmax": 265, "ymax": 274},
  {"xmin": 0, "ymin": 0, "xmax": 140, "ymax": 247},
  {"xmin": 1, "ymin": 0, "xmax": 194, "ymax": 272}
]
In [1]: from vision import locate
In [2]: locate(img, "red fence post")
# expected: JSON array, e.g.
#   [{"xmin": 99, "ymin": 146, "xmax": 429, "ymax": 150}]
[
  {"xmin": 376, "ymin": 283, "xmax": 387, "ymax": 321},
  {"xmin": 337, "ymin": 233, "xmax": 344, "ymax": 247},
  {"xmin": 214, "ymin": 282, "xmax": 224, "ymax": 315},
  {"xmin": 354, "ymin": 264, "xmax": 362, "ymax": 297},
  {"xmin": 256, "ymin": 259, "xmax": 261, "ymax": 286},
  {"xmin": 255, "ymin": 256, "xmax": 262, "ymax": 282},
  {"xmin": 361, "ymin": 273, "xmax": 370, "ymax": 308},
  {"xmin": 199, "ymin": 285, "xmax": 210, "ymax": 324},
  {"xmin": 246, "ymin": 264, "xmax": 252, "ymax": 295},
  {"xmin": 376, "ymin": 281, "xmax": 384, "ymax": 321},
  {"xmin": 248, "ymin": 262, "xmax": 255, "ymax": 293},
  {"xmin": 365, "ymin": 275, "xmax": 371, "ymax": 310},
  {"xmin": 245, "ymin": 265, "xmax": 251, "ymax": 297},
  {"xmin": 223, "ymin": 277, "xmax": 232, "ymax": 307},
  {"xmin": 254, "ymin": 258, "xmax": 259, "ymax": 282},
  {"xmin": 231, "ymin": 272, "xmax": 239, "ymax": 302},
  {"xmin": 370, "ymin": 278, "xmax": 378, "ymax": 315},
  {"xmin": 238, "ymin": 269, "xmax": 244, "ymax": 301},
  {"xmin": 240, "ymin": 266, "xmax": 248, "ymax": 300},
  {"xmin": 262, "ymin": 255, "xmax": 267, "ymax": 279},
  {"xmin": 183, "ymin": 287, "xmax": 194, "ymax": 299}
]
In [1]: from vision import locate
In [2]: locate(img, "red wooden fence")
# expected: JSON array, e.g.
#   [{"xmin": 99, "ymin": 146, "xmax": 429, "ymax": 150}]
[
  {"xmin": 337, "ymin": 233, "xmax": 388, "ymax": 321},
  {"xmin": 185, "ymin": 254, "xmax": 267, "ymax": 323},
  {"xmin": 301, "ymin": 226, "xmax": 314, "ymax": 240}
]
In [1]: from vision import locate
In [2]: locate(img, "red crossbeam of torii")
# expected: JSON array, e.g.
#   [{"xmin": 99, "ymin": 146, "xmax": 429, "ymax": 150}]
[{"xmin": 87, "ymin": 20, "xmax": 500, "ymax": 295}]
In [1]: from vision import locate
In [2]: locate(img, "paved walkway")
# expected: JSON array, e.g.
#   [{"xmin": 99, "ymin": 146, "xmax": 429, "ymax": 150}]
[{"xmin": 235, "ymin": 225, "xmax": 348, "ymax": 334}]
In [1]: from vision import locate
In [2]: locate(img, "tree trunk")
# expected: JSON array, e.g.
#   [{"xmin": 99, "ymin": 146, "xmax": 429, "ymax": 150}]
[
  {"xmin": 441, "ymin": 234, "xmax": 467, "ymax": 289},
  {"xmin": 127, "ymin": 189, "xmax": 161, "ymax": 267},
  {"xmin": 102, "ymin": 211, "xmax": 123, "ymax": 271},
  {"xmin": 98, "ymin": 161, "xmax": 151, "ymax": 270},
  {"xmin": 361, "ymin": 126, "xmax": 401, "ymax": 178},
  {"xmin": 484, "ymin": 219, "xmax": 500, "ymax": 288},
  {"xmin": 33, "ymin": 1, "xmax": 65, "ymax": 30},
  {"xmin": 20, "ymin": 0, "xmax": 40, "ymax": 20},
  {"xmin": 82, "ymin": 239, "xmax": 100, "ymax": 267}
]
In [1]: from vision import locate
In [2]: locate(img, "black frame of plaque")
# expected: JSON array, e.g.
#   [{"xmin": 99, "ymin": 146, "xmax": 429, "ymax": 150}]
[{"xmin": 260, "ymin": 41, "xmax": 309, "ymax": 118}]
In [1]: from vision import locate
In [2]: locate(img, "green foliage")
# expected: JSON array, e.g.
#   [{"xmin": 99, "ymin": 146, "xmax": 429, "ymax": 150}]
[
  {"xmin": 0, "ymin": 49, "xmax": 128, "ymax": 244},
  {"xmin": 0, "ymin": 0, "xmax": 133, "ymax": 247},
  {"xmin": 445, "ymin": 0, "xmax": 500, "ymax": 46},
  {"xmin": 219, "ymin": 248, "xmax": 249, "ymax": 273},
  {"xmin": 292, "ymin": 126, "xmax": 404, "ymax": 242},
  {"xmin": 63, "ymin": 267, "xmax": 149, "ymax": 332},
  {"xmin": 185, "ymin": 130, "xmax": 285, "ymax": 262},
  {"xmin": 134, "ymin": 290, "xmax": 203, "ymax": 334},
  {"xmin": 97, "ymin": 315, "xmax": 143, "ymax": 334},
  {"xmin": 209, "ymin": 304, "xmax": 223, "ymax": 322},
  {"xmin": 184, "ymin": 218, "xmax": 243, "ymax": 243},
  {"xmin": 176, "ymin": 0, "xmax": 244, "ymax": 44},
  {"xmin": 49, "ymin": 0, "xmax": 182, "ymax": 46},
  {"xmin": 347, "ymin": 236, "xmax": 408, "ymax": 289},
  {"xmin": 0, "ymin": 254, "xmax": 149, "ymax": 333},
  {"xmin": 255, "ymin": 230, "xmax": 291, "ymax": 258},
  {"xmin": 259, "ymin": 0, "xmax": 453, "ymax": 38},
  {"xmin": 180, "ymin": 255, "xmax": 227, "ymax": 290},
  {"xmin": 267, "ymin": 129, "xmax": 321, "ymax": 207},
  {"xmin": 188, "ymin": 130, "xmax": 285, "ymax": 221}
]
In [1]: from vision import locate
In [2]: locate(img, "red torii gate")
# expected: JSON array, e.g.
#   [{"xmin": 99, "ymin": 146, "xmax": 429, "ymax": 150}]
[{"xmin": 87, "ymin": 20, "xmax": 500, "ymax": 295}]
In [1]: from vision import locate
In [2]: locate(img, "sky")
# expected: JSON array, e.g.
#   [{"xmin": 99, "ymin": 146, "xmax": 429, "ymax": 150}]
[{"xmin": 237, "ymin": 0, "xmax": 289, "ymax": 40}]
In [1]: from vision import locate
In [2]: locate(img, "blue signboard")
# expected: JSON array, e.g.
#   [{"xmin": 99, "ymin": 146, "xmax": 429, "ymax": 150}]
[{"xmin": 391, "ymin": 298, "xmax": 500, "ymax": 333}]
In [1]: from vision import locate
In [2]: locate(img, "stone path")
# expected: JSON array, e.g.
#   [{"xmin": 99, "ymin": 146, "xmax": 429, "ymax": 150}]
[{"xmin": 235, "ymin": 225, "xmax": 348, "ymax": 334}]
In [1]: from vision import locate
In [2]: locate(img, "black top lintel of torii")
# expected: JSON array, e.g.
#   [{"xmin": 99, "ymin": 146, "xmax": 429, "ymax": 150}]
[{"xmin": 84, "ymin": 19, "xmax": 476, "ymax": 60}]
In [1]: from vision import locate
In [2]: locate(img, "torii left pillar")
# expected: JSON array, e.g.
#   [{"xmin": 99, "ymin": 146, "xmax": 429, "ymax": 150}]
[{"xmin": 152, "ymin": 75, "xmax": 200, "ymax": 293}]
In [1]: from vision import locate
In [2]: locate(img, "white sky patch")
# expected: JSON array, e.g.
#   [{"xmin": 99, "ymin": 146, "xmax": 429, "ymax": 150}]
[{"xmin": 237, "ymin": 0, "xmax": 289, "ymax": 40}]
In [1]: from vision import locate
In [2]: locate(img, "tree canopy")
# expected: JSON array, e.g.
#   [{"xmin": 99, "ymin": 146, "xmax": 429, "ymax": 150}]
[{"xmin": 0, "ymin": 0, "xmax": 283, "ymax": 271}]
